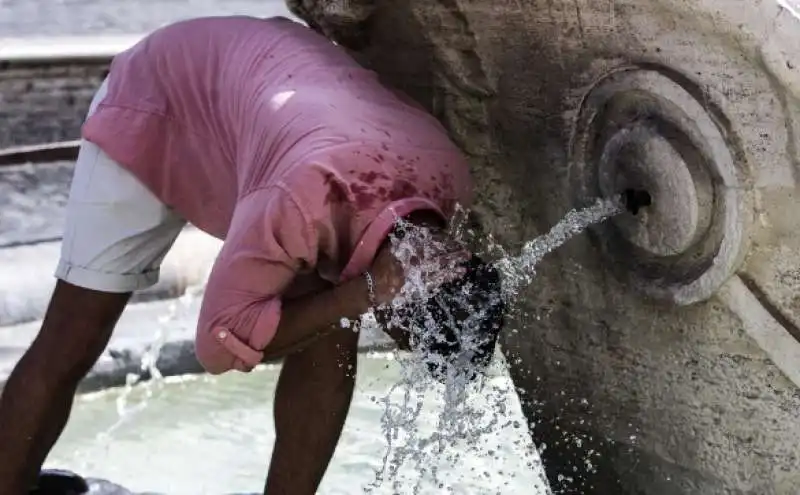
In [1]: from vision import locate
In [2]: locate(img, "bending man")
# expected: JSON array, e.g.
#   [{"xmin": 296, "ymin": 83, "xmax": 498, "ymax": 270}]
[{"xmin": 0, "ymin": 16, "xmax": 503, "ymax": 495}]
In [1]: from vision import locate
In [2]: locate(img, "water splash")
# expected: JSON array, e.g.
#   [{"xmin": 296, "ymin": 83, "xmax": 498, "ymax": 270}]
[
  {"xmin": 363, "ymin": 195, "xmax": 625, "ymax": 494},
  {"xmin": 495, "ymin": 196, "xmax": 624, "ymax": 297}
]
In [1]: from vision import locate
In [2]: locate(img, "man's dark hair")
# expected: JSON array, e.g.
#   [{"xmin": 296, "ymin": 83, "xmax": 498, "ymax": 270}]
[{"xmin": 394, "ymin": 255, "xmax": 505, "ymax": 383}]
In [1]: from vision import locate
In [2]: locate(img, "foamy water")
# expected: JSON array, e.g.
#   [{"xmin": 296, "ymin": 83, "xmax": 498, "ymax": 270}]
[{"xmin": 0, "ymin": 161, "xmax": 72, "ymax": 248}]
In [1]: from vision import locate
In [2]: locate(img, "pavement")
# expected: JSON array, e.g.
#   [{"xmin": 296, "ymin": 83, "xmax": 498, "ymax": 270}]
[
  {"xmin": 0, "ymin": 1, "xmax": 300, "ymax": 62},
  {"xmin": 0, "ymin": 35, "xmax": 142, "ymax": 62},
  {"xmin": 0, "ymin": 0, "xmax": 294, "ymax": 38}
]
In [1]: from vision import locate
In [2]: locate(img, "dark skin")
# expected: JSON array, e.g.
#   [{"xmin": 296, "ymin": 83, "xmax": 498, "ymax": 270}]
[
  {"xmin": 0, "ymin": 213, "xmax": 467, "ymax": 495},
  {"xmin": 0, "ymin": 283, "xmax": 129, "ymax": 495}
]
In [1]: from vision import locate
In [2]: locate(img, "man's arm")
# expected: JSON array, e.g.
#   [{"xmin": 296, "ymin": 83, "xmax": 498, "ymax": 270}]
[
  {"xmin": 264, "ymin": 324, "xmax": 359, "ymax": 495},
  {"xmin": 261, "ymin": 271, "xmax": 372, "ymax": 360},
  {"xmin": 261, "ymin": 232, "xmax": 416, "ymax": 361},
  {"xmin": 259, "ymin": 239, "xmax": 415, "ymax": 494},
  {"xmin": 0, "ymin": 281, "xmax": 129, "ymax": 494}
]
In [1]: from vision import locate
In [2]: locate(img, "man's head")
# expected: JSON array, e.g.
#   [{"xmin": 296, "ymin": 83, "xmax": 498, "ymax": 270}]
[{"xmin": 384, "ymin": 254, "xmax": 506, "ymax": 383}]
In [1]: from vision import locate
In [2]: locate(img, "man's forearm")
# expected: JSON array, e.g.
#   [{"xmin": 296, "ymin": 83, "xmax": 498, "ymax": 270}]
[
  {"xmin": 265, "ymin": 274, "xmax": 371, "ymax": 358},
  {"xmin": 264, "ymin": 330, "xmax": 359, "ymax": 495}
]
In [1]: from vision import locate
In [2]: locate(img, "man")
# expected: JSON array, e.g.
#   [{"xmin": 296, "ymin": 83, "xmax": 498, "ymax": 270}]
[{"xmin": 0, "ymin": 16, "xmax": 504, "ymax": 494}]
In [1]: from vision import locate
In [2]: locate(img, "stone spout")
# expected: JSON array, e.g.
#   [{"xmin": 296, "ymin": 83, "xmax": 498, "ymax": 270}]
[{"xmin": 288, "ymin": 1, "xmax": 800, "ymax": 494}]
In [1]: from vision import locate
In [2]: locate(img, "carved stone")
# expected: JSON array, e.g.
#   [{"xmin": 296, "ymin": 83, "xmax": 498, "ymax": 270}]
[{"xmin": 290, "ymin": 1, "xmax": 800, "ymax": 494}]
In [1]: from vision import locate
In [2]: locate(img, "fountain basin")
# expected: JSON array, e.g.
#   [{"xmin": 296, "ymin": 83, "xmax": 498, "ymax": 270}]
[{"xmin": 45, "ymin": 355, "xmax": 548, "ymax": 494}]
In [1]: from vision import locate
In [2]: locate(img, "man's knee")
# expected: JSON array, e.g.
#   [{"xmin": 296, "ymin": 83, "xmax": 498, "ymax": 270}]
[{"xmin": 32, "ymin": 281, "xmax": 129, "ymax": 380}]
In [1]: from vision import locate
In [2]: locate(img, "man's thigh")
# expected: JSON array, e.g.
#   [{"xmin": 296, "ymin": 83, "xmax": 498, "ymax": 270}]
[{"xmin": 56, "ymin": 140, "xmax": 186, "ymax": 293}]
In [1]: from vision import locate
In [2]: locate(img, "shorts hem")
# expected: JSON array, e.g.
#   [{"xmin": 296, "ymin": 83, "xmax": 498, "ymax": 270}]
[{"xmin": 55, "ymin": 261, "xmax": 160, "ymax": 293}]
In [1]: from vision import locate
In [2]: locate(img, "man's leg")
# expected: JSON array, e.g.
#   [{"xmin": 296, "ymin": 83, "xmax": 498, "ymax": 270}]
[
  {"xmin": 0, "ymin": 133, "xmax": 186, "ymax": 492},
  {"xmin": 0, "ymin": 282, "xmax": 130, "ymax": 493}
]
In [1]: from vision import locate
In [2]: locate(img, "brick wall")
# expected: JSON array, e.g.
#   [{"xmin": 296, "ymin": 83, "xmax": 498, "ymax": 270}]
[{"xmin": 0, "ymin": 61, "xmax": 109, "ymax": 148}]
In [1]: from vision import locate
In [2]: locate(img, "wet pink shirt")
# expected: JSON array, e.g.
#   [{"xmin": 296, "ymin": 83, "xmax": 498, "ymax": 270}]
[{"xmin": 82, "ymin": 16, "xmax": 473, "ymax": 374}]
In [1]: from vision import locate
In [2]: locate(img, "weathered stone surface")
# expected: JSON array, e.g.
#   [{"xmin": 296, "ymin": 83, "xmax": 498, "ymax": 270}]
[{"xmin": 291, "ymin": 1, "xmax": 800, "ymax": 494}]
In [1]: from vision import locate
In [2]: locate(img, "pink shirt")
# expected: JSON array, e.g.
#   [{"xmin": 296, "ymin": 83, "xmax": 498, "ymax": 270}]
[{"xmin": 82, "ymin": 16, "xmax": 473, "ymax": 374}]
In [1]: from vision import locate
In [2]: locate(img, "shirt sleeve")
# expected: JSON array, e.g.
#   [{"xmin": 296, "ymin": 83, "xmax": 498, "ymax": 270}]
[{"xmin": 194, "ymin": 187, "xmax": 316, "ymax": 374}]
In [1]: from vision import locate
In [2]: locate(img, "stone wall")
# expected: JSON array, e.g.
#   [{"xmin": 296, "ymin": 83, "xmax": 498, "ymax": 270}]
[
  {"xmin": 291, "ymin": 1, "xmax": 800, "ymax": 494},
  {"xmin": 0, "ymin": 61, "xmax": 108, "ymax": 148}
]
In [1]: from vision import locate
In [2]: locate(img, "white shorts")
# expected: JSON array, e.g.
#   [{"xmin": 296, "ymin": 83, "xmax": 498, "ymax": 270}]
[{"xmin": 55, "ymin": 80, "xmax": 187, "ymax": 293}]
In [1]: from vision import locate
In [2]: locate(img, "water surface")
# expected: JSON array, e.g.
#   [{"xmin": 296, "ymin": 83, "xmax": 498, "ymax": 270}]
[{"xmin": 46, "ymin": 353, "xmax": 550, "ymax": 495}]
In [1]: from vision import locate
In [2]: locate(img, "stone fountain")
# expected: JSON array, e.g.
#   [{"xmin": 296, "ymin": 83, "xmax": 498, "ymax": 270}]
[{"xmin": 285, "ymin": 1, "xmax": 800, "ymax": 494}]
